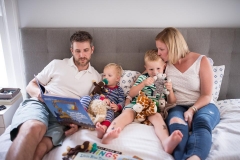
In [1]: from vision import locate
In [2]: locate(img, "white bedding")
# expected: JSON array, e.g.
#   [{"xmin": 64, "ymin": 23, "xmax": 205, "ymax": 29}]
[{"xmin": 0, "ymin": 99, "xmax": 240, "ymax": 160}]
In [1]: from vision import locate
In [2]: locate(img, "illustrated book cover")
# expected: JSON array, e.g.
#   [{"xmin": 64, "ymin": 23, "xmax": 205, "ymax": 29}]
[
  {"xmin": 35, "ymin": 75, "xmax": 95, "ymax": 128},
  {"xmin": 74, "ymin": 152, "xmax": 140, "ymax": 160},
  {"xmin": 73, "ymin": 144, "xmax": 141, "ymax": 160}
]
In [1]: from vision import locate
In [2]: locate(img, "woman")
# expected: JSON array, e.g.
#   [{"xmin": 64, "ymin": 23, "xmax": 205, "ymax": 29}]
[{"xmin": 155, "ymin": 27, "xmax": 220, "ymax": 160}]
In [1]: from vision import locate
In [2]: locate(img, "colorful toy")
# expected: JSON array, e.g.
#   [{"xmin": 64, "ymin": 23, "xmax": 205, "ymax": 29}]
[
  {"xmin": 152, "ymin": 73, "xmax": 176, "ymax": 120},
  {"xmin": 133, "ymin": 91, "xmax": 157, "ymax": 125},
  {"xmin": 87, "ymin": 99, "xmax": 111, "ymax": 125},
  {"xmin": 153, "ymin": 73, "xmax": 170, "ymax": 98},
  {"xmin": 90, "ymin": 79, "xmax": 108, "ymax": 96},
  {"xmin": 62, "ymin": 141, "xmax": 97, "ymax": 160}
]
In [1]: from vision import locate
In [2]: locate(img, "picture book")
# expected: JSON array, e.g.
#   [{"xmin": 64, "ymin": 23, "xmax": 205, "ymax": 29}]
[
  {"xmin": 74, "ymin": 152, "xmax": 140, "ymax": 160},
  {"xmin": 62, "ymin": 141, "xmax": 142, "ymax": 160},
  {"xmin": 34, "ymin": 75, "xmax": 95, "ymax": 128}
]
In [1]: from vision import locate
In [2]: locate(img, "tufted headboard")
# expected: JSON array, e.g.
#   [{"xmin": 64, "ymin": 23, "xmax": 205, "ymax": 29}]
[{"xmin": 20, "ymin": 28, "xmax": 240, "ymax": 100}]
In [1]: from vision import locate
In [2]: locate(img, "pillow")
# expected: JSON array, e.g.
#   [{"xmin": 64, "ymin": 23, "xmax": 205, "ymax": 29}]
[
  {"xmin": 119, "ymin": 70, "xmax": 141, "ymax": 96},
  {"xmin": 212, "ymin": 65, "xmax": 225, "ymax": 102}
]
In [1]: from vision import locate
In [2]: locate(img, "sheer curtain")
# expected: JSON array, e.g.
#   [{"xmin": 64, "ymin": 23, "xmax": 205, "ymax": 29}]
[
  {"xmin": 0, "ymin": 5, "xmax": 8, "ymax": 87},
  {"xmin": 0, "ymin": 0, "xmax": 26, "ymax": 98}
]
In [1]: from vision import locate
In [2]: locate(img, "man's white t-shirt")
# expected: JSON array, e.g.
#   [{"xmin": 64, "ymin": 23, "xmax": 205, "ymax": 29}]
[{"xmin": 36, "ymin": 57, "xmax": 101, "ymax": 99}]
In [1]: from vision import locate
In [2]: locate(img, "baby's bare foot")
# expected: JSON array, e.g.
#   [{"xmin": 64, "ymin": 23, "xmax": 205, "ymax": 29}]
[
  {"xmin": 96, "ymin": 122, "xmax": 106, "ymax": 139},
  {"xmin": 162, "ymin": 130, "xmax": 183, "ymax": 154},
  {"xmin": 101, "ymin": 128, "xmax": 121, "ymax": 144}
]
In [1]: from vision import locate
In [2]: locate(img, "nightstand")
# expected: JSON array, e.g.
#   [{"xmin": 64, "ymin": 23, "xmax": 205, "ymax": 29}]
[{"xmin": 0, "ymin": 93, "xmax": 23, "ymax": 135}]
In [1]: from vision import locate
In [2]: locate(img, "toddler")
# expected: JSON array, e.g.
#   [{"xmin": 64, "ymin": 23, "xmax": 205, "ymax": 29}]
[{"xmin": 93, "ymin": 63, "xmax": 125, "ymax": 140}]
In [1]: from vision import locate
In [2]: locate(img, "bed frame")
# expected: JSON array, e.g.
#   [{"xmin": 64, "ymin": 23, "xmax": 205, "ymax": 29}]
[{"xmin": 20, "ymin": 28, "xmax": 240, "ymax": 100}]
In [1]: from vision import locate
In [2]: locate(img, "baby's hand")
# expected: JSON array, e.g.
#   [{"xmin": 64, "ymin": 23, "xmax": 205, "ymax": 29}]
[
  {"xmin": 110, "ymin": 102, "xmax": 118, "ymax": 112},
  {"xmin": 103, "ymin": 99, "xmax": 110, "ymax": 105},
  {"xmin": 144, "ymin": 77, "xmax": 155, "ymax": 86},
  {"xmin": 125, "ymin": 98, "xmax": 131, "ymax": 106}
]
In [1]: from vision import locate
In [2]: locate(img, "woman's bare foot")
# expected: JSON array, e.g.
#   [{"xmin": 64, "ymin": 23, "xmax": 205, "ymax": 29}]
[
  {"xmin": 162, "ymin": 130, "xmax": 183, "ymax": 154},
  {"xmin": 96, "ymin": 122, "xmax": 107, "ymax": 139},
  {"xmin": 101, "ymin": 128, "xmax": 121, "ymax": 144}
]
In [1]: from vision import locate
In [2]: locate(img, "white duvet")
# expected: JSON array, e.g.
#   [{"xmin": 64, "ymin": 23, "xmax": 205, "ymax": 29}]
[{"xmin": 0, "ymin": 99, "xmax": 240, "ymax": 160}]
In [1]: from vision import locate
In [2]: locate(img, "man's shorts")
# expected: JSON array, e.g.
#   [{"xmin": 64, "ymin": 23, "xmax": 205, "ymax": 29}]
[{"xmin": 10, "ymin": 98, "xmax": 66, "ymax": 146}]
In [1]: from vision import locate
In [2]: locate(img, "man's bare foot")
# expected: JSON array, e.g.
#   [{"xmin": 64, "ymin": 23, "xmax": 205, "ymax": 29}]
[
  {"xmin": 96, "ymin": 122, "xmax": 107, "ymax": 139},
  {"xmin": 101, "ymin": 128, "xmax": 121, "ymax": 144},
  {"xmin": 162, "ymin": 130, "xmax": 183, "ymax": 154}
]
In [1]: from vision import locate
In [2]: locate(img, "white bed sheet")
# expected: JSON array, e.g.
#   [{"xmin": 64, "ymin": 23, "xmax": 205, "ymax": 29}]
[{"xmin": 0, "ymin": 99, "xmax": 240, "ymax": 160}]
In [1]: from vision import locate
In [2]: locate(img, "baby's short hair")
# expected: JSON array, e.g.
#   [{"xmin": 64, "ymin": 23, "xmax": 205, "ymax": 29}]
[
  {"xmin": 104, "ymin": 63, "xmax": 123, "ymax": 77},
  {"xmin": 144, "ymin": 49, "xmax": 165, "ymax": 67},
  {"xmin": 144, "ymin": 49, "xmax": 159, "ymax": 62}
]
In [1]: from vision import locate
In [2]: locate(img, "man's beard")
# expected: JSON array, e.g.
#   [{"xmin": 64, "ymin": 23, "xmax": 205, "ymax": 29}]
[{"xmin": 74, "ymin": 57, "xmax": 90, "ymax": 67}]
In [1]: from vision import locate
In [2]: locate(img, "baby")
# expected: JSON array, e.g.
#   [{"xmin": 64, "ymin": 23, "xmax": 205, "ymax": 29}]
[{"xmin": 93, "ymin": 63, "xmax": 125, "ymax": 140}]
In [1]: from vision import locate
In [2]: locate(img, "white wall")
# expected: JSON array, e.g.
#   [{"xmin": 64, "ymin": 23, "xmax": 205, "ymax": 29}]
[
  {"xmin": 17, "ymin": 0, "xmax": 240, "ymax": 28},
  {"xmin": 1, "ymin": 0, "xmax": 239, "ymax": 98}
]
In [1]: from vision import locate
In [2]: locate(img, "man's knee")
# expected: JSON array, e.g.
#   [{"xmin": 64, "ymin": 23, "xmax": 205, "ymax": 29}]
[{"xmin": 20, "ymin": 120, "xmax": 47, "ymax": 137}]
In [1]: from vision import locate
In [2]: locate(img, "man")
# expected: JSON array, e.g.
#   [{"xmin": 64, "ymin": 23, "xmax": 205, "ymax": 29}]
[{"xmin": 6, "ymin": 31, "xmax": 101, "ymax": 160}]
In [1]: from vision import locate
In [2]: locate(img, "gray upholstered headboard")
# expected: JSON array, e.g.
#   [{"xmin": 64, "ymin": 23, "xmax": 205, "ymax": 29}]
[{"xmin": 20, "ymin": 28, "xmax": 240, "ymax": 100}]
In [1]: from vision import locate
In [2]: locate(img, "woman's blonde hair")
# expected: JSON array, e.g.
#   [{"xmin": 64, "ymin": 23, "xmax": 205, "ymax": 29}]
[
  {"xmin": 155, "ymin": 27, "xmax": 190, "ymax": 64},
  {"xmin": 104, "ymin": 63, "xmax": 123, "ymax": 77}
]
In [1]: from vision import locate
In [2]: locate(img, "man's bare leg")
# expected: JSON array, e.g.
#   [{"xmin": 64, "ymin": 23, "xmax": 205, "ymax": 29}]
[
  {"xmin": 96, "ymin": 122, "xmax": 107, "ymax": 139},
  {"xmin": 6, "ymin": 120, "xmax": 47, "ymax": 160},
  {"xmin": 148, "ymin": 113, "xmax": 183, "ymax": 154},
  {"xmin": 33, "ymin": 137, "xmax": 53, "ymax": 160},
  {"xmin": 102, "ymin": 109, "xmax": 135, "ymax": 144}
]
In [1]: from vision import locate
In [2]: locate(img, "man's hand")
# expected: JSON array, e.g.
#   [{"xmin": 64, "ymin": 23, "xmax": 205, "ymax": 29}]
[
  {"xmin": 65, "ymin": 124, "xmax": 79, "ymax": 136},
  {"xmin": 37, "ymin": 93, "xmax": 44, "ymax": 102},
  {"xmin": 110, "ymin": 102, "xmax": 118, "ymax": 112}
]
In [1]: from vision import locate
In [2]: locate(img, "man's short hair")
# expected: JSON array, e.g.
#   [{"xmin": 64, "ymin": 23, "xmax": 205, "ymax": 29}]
[{"xmin": 70, "ymin": 31, "xmax": 93, "ymax": 48}]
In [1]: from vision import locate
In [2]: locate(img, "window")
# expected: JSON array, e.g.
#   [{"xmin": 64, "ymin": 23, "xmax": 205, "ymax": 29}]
[{"xmin": 0, "ymin": 0, "xmax": 26, "ymax": 98}]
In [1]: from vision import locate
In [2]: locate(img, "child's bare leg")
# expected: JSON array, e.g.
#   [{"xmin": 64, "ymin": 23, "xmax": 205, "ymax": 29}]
[
  {"xmin": 96, "ymin": 122, "xmax": 108, "ymax": 139},
  {"xmin": 102, "ymin": 109, "xmax": 135, "ymax": 144},
  {"xmin": 148, "ymin": 113, "xmax": 183, "ymax": 154}
]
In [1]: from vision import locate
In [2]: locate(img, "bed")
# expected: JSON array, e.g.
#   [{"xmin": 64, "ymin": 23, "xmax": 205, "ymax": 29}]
[{"xmin": 0, "ymin": 28, "xmax": 240, "ymax": 160}]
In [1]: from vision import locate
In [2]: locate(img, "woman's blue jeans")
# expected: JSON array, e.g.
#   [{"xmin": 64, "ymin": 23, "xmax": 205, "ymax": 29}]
[{"xmin": 165, "ymin": 103, "xmax": 220, "ymax": 160}]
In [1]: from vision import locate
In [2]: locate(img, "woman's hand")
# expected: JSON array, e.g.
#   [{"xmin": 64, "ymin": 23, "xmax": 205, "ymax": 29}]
[
  {"xmin": 164, "ymin": 80, "xmax": 173, "ymax": 93},
  {"xmin": 65, "ymin": 124, "xmax": 79, "ymax": 136},
  {"xmin": 184, "ymin": 108, "xmax": 195, "ymax": 130}
]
